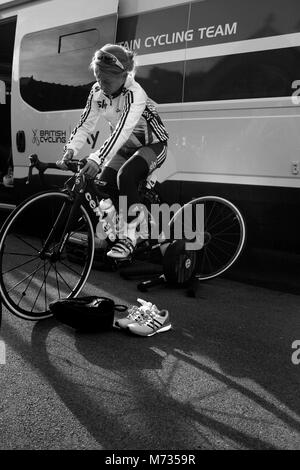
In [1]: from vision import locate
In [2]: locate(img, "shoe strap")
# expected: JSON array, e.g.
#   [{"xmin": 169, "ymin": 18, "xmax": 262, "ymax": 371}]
[{"xmin": 111, "ymin": 238, "xmax": 134, "ymax": 254}]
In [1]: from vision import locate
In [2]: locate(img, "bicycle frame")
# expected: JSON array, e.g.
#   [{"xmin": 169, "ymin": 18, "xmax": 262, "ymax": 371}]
[
  {"xmin": 28, "ymin": 153, "xmax": 246, "ymax": 270},
  {"xmin": 27, "ymin": 153, "xmax": 111, "ymax": 247}
]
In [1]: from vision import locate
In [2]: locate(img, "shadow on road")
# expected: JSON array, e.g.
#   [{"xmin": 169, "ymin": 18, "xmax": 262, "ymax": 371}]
[
  {"xmin": 2, "ymin": 273, "xmax": 300, "ymax": 450},
  {"xmin": 25, "ymin": 320, "xmax": 280, "ymax": 449}
]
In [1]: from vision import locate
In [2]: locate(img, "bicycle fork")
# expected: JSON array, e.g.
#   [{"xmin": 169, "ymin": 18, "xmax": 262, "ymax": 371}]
[{"xmin": 39, "ymin": 194, "xmax": 82, "ymax": 261}]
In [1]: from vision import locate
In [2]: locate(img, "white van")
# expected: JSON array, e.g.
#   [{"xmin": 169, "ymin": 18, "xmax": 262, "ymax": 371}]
[{"xmin": 1, "ymin": 0, "xmax": 300, "ymax": 253}]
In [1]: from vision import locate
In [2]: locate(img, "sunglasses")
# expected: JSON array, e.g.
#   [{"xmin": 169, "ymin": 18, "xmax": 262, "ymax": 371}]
[{"xmin": 98, "ymin": 50, "xmax": 125, "ymax": 70}]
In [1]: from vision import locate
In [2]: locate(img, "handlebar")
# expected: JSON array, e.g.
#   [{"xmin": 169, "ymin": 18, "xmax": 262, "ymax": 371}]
[{"xmin": 26, "ymin": 154, "xmax": 87, "ymax": 185}]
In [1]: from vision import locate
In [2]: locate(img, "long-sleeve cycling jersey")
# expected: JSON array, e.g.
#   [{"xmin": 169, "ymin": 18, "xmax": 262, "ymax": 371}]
[{"xmin": 65, "ymin": 74, "xmax": 169, "ymax": 167}]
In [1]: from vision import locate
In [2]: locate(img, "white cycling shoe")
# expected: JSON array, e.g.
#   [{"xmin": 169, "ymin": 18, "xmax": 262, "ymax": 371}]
[
  {"xmin": 106, "ymin": 212, "xmax": 149, "ymax": 260},
  {"xmin": 106, "ymin": 237, "xmax": 135, "ymax": 259}
]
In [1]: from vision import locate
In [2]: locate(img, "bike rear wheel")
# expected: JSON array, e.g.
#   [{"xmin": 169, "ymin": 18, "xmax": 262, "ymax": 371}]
[
  {"xmin": 0, "ymin": 191, "xmax": 95, "ymax": 320},
  {"xmin": 169, "ymin": 196, "xmax": 246, "ymax": 280}
]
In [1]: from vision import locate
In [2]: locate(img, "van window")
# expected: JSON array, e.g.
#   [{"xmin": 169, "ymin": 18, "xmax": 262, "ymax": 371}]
[
  {"xmin": 135, "ymin": 62, "xmax": 184, "ymax": 103},
  {"xmin": 185, "ymin": 0, "xmax": 300, "ymax": 102},
  {"xmin": 58, "ymin": 29, "xmax": 99, "ymax": 54},
  {"xmin": 184, "ymin": 47, "xmax": 300, "ymax": 102},
  {"xmin": 188, "ymin": 0, "xmax": 300, "ymax": 48},
  {"xmin": 19, "ymin": 16, "xmax": 116, "ymax": 111}
]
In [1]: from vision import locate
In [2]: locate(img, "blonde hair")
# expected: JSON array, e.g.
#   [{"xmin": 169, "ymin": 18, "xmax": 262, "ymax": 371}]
[{"xmin": 90, "ymin": 44, "xmax": 136, "ymax": 77}]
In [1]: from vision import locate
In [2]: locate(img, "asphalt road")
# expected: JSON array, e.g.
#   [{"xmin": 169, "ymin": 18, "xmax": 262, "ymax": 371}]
[{"xmin": 0, "ymin": 261, "xmax": 300, "ymax": 450}]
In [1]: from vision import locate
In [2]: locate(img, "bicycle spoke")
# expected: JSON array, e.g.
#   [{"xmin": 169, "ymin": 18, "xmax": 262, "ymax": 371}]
[
  {"xmin": 205, "ymin": 243, "xmax": 221, "ymax": 264},
  {"xmin": 13, "ymin": 233, "xmax": 42, "ymax": 253},
  {"xmin": 15, "ymin": 260, "xmax": 46, "ymax": 307},
  {"xmin": 203, "ymin": 201, "xmax": 216, "ymax": 228},
  {"xmin": 6, "ymin": 260, "xmax": 46, "ymax": 294},
  {"xmin": 208, "ymin": 239, "xmax": 234, "ymax": 259},
  {"xmin": 212, "ymin": 224, "xmax": 241, "ymax": 237},
  {"xmin": 51, "ymin": 263, "xmax": 74, "ymax": 293},
  {"xmin": 206, "ymin": 210, "xmax": 235, "ymax": 232},
  {"xmin": 44, "ymin": 262, "xmax": 47, "ymax": 311},
  {"xmin": 3, "ymin": 251, "xmax": 39, "ymax": 257},
  {"xmin": 31, "ymin": 263, "xmax": 52, "ymax": 312},
  {"xmin": 213, "ymin": 235, "xmax": 241, "ymax": 248},
  {"xmin": 200, "ymin": 246, "xmax": 215, "ymax": 273},
  {"xmin": 58, "ymin": 258, "xmax": 87, "ymax": 277},
  {"xmin": 2, "ymin": 254, "xmax": 41, "ymax": 275}
]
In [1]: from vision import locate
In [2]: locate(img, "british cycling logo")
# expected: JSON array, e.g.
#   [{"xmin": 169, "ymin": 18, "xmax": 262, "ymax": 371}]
[
  {"xmin": 291, "ymin": 340, "xmax": 300, "ymax": 365},
  {"xmin": 32, "ymin": 129, "xmax": 67, "ymax": 144},
  {"xmin": 32, "ymin": 129, "xmax": 40, "ymax": 145},
  {"xmin": 32, "ymin": 129, "xmax": 99, "ymax": 149}
]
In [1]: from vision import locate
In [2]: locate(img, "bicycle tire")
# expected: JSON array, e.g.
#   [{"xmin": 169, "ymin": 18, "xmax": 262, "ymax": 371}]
[
  {"xmin": 168, "ymin": 196, "xmax": 246, "ymax": 280},
  {"xmin": 0, "ymin": 191, "xmax": 95, "ymax": 320}
]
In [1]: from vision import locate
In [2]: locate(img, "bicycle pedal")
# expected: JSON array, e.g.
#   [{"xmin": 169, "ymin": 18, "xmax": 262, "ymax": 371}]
[
  {"xmin": 108, "ymin": 256, "xmax": 133, "ymax": 269},
  {"xmin": 117, "ymin": 256, "xmax": 133, "ymax": 265},
  {"xmin": 134, "ymin": 240, "xmax": 150, "ymax": 255}
]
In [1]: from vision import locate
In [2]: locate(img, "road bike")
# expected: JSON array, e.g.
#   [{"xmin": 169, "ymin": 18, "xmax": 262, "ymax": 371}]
[{"xmin": 0, "ymin": 154, "xmax": 246, "ymax": 320}]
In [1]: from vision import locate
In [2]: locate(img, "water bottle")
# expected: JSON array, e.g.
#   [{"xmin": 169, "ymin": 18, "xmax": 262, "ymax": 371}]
[{"xmin": 96, "ymin": 198, "xmax": 117, "ymax": 242}]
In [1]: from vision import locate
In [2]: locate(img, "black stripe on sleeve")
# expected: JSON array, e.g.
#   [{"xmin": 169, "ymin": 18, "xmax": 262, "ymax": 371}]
[
  {"xmin": 67, "ymin": 88, "xmax": 93, "ymax": 144},
  {"xmin": 97, "ymin": 90, "xmax": 134, "ymax": 165}
]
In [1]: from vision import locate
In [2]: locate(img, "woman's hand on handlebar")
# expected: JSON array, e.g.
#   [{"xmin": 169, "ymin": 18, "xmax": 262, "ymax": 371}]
[
  {"xmin": 56, "ymin": 149, "xmax": 74, "ymax": 170},
  {"xmin": 79, "ymin": 158, "xmax": 100, "ymax": 179},
  {"xmin": 56, "ymin": 150, "xmax": 100, "ymax": 177}
]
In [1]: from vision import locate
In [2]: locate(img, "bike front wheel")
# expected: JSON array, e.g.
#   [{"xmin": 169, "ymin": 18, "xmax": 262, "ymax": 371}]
[
  {"xmin": 169, "ymin": 196, "xmax": 246, "ymax": 280},
  {"xmin": 0, "ymin": 191, "xmax": 95, "ymax": 320}
]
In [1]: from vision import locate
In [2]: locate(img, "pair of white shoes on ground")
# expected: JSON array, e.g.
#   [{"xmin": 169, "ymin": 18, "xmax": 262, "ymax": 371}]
[{"xmin": 115, "ymin": 298, "xmax": 171, "ymax": 337}]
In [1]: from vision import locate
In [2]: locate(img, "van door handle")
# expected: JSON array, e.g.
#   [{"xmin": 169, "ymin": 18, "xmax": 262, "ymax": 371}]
[{"xmin": 16, "ymin": 130, "xmax": 26, "ymax": 152}]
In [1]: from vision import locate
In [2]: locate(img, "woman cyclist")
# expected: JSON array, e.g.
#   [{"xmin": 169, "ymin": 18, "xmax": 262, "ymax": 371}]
[{"xmin": 57, "ymin": 43, "xmax": 169, "ymax": 260}]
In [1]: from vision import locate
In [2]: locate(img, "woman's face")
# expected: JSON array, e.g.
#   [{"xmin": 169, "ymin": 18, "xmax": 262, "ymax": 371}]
[{"xmin": 96, "ymin": 70, "xmax": 126, "ymax": 96}]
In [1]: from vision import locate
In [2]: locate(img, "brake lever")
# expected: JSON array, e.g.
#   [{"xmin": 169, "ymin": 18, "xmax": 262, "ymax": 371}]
[
  {"xmin": 65, "ymin": 159, "xmax": 86, "ymax": 173},
  {"xmin": 26, "ymin": 154, "xmax": 41, "ymax": 185},
  {"xmin": 26, "ymin": 155, "xmax": 88, "ymax": 186},
  {"xmin": 26, "ymin": 153, "xmax": 56, "ymax": 185}
]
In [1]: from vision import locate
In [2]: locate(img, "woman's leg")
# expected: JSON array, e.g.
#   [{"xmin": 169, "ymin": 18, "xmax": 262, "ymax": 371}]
[
  {"xmin": 106, "ymin": 143, "xmax": 167, "ymax": 259},
  {"xmin": 117, "ymin": 155, "xmax": 149, "ymax": 223},
  {"xmin": 97, "ymin": 166, "xmax": 119, "ymax": 209},
  {"xmin": 117, "ymin": 143, "xmax": 167, "ymax": 223}
]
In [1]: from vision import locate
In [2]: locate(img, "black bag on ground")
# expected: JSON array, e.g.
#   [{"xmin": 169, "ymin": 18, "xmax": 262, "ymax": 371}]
[
  {"xmin": 162, "ymin": 239, "xmax": 198, "ymax": 286},
  {"xmin": 49, "ymin": 296, "xmax": 127, "ymax": 332}
]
